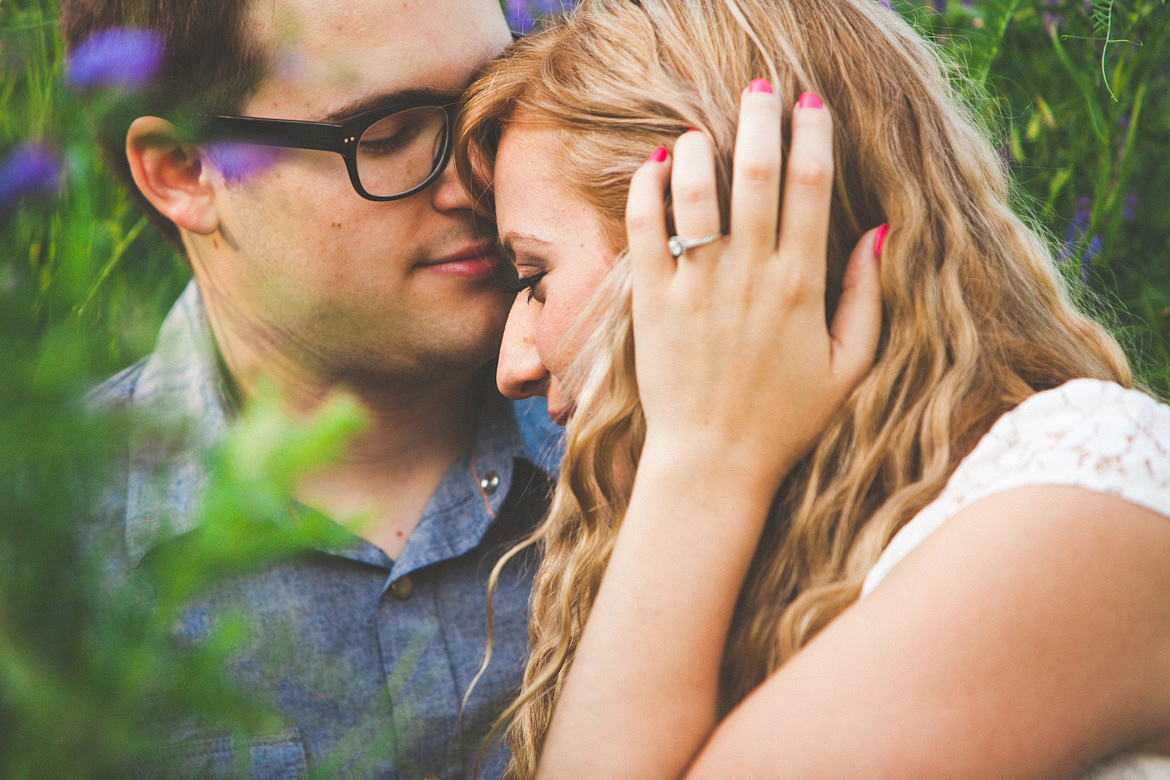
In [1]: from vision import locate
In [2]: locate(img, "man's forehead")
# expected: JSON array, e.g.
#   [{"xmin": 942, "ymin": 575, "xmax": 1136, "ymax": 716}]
[{"xmin": 242, "ymin": 0, "xmax": 509, "ymax": 118}]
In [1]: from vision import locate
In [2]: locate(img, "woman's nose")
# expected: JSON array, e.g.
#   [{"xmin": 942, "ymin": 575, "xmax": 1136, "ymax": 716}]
[{"xmin": 497, "ymin": 295, "xmax": 549, "ymax": 400}]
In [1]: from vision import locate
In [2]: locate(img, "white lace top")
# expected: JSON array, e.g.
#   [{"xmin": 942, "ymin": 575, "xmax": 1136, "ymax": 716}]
[{"xmin": 860, "ymin": 379, "xmax": 1170, "ymax": 779}]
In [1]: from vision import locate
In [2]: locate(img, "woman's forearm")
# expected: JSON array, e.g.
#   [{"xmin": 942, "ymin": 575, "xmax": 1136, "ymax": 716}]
[{"xmin": 535, "ymin": 436, "xmax": 781, "ymax": 780}]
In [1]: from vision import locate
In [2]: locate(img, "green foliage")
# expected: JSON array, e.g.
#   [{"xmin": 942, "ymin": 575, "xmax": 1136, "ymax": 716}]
[
  {"xmin": 146, "ymin": 387, "xmax": 367, "ymax": 615},
  {"xmin": 909, "ymin": 0, "xmax": 1170, "ymax": 392},
  {"xmin": 0, "ymin": 382, "xmax": 366, "ymax": 777},
  {"xmin": 0, "ymin": 0, "xmax": 1168, "ymax": 775},
  {"xmin": 1, "ymin": 8, "xmax": 371, "ymax": 773}
]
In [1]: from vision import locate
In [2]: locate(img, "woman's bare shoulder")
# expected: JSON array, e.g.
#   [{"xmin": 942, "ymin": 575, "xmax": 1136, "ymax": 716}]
[{"xmin": 688, "ymin": 480, "xmax": 1170, "ymax": 780}]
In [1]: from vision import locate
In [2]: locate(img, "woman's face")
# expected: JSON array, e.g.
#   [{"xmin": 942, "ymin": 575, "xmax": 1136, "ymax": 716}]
[{"xmin": 492, "ymin": 126, "xmax": 619, "ymax": 424}]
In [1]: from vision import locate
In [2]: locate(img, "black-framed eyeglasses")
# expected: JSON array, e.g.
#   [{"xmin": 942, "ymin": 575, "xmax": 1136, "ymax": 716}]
[{"xmin": 203, "ymin": 94, "xmax": 457, "ymax": 201}]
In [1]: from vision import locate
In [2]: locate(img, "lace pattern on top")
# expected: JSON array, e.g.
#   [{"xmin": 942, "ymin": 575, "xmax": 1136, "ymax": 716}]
[
  {"xmin": 862, "ymin": 378, "xmax": 1170, "ymax": 598},
  {"xmin": 860, "ymin": 379, "xmax": 1170, "ymax": 779}
]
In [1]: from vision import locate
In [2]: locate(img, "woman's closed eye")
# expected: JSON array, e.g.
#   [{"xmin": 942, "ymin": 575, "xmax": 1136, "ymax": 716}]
[{"xmin": 507, "ymin": 270, "xmax": 548, "ymax": 303}]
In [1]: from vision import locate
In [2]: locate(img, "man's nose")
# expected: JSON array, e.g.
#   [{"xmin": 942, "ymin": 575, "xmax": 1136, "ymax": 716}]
[
  {"xmin": 429, "ymin": 153, "xmax": 480, "ymax": 214},
  {"xmin": 497, "ymin": 295, "xmax": 549, "ymax": 400}
]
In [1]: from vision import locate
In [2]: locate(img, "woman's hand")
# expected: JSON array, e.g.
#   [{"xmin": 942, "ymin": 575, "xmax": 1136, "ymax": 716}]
[
  {"xmin": 626, "ymin": 84, "xmax": 884, "ymax": 491},
  {"xmin": 534, "ymin": 84, "xmax": 885, "ymax": 780}
]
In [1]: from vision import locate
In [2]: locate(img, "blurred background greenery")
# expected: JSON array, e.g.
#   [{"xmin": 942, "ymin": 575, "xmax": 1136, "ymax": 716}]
[{"xmin": 1, "ymin": 0, "xmax": 1167, "ymax": 776}]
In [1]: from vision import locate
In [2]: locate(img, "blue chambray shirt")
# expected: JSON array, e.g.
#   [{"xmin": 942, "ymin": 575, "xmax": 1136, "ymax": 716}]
[{"xmin": 89, "ymin": 283, "xmax": 564, "ymax": 780}]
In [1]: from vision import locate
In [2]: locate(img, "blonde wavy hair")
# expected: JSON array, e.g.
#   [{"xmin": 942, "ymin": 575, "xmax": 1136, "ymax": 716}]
[{"xmin": 455, "ymin": 0, "xmax": 1134, "ymax": 776}]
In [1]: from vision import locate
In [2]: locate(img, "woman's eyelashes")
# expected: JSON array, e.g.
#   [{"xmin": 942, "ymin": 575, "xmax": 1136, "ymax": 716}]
[{"xmin": 508, "ymin": 269, "xmax": 548, "ymax": 302}]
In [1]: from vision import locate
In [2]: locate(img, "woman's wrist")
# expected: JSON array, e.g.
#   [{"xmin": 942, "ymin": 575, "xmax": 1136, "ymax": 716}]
[{"xmin": 638, "ymin": 428, "xmax": 795, "ymax": 509}]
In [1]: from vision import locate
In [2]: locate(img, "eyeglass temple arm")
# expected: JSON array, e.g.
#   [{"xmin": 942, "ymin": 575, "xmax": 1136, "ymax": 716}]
[{"xmin": 204, "ymin": 116, "xmax": 345, "ymax": 153}]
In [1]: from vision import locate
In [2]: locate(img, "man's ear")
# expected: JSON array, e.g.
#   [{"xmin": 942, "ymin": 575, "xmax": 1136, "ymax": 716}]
[{"xmin": 125, "ymin": 116, "xmax": 219, "ymax": 235}]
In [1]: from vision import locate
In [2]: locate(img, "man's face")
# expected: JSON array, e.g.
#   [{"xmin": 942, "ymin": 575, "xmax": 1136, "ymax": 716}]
[{"xmin": 200, "ymin": 0, "xmax": 513, "ymax": 384}]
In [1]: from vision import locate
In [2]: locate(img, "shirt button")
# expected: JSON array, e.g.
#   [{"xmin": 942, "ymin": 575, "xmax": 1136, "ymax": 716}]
[
  {"xmin": 479, "ymin": 471, "xmax": 500, "ymax": 495},
  {"xmin": 390, "ymin": 575, "xmax": 414, "ymax": 601}
]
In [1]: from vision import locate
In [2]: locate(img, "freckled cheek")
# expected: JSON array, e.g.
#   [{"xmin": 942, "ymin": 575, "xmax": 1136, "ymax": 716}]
[
  {"xmin": 534, "ymin": 302, "xmax": 573, "ymax": 381},
  {"xmin": 252, "ymin": 153, "xmax": 351, "ymax": 217}
]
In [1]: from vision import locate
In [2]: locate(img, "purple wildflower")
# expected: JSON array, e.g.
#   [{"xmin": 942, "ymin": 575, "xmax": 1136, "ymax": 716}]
[
  {"xmin": 1079, "ymin": 235, "xmax": 1100, "ymax": 284},
  {"xmin": 204, "ymin": 142, "xmax": 285, "ymax": 183},
  {"xmin": 1058, "ymin": 195, "xmax": 1092, "ymax": 264},
  {"xmin": 66, "ymin": 27, "xmax": 165, "ymax": 92},
  {"xmin": 0, "ymin": 142, "xmax": 63, "ymax": 214},
  {"xmin": 506, "ymin": 0, "xmax": 568, "ymax": 33},
  {"xmin": 933, "ymin": 0, "xmax": 948, "ymax": 12},
  {"xmin": 878, "ymin": 0, "xmax": 895, "ymax": 10},
  {"xmin": 1122, "ymin": 192, "xmax": 1141, "ymax": 222},
  {"xmin": 1073, "ymin": 195, "xmax": 1091, "ymax": 230}
]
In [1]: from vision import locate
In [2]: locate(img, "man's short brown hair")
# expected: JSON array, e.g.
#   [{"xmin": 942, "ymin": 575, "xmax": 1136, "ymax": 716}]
[{"xmin": 60, "ymin": 0, "xmax": 269, "ymax": 247}]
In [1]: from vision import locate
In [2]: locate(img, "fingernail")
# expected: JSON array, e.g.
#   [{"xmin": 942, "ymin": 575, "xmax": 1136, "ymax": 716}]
[
  {"xmin": 748, "ymin": 78, "xmax": 773, "ymax": 94},
  {"xmin": 873, "ymin": 224, "xmax": 889, "ymax": 259},
  {"xmin": 648, "ymin": 146, "xmax": 668, "ymax": 163},
  {"xmin": 798, "ymin": 91, "xmax": 823, "ymax": 109}
]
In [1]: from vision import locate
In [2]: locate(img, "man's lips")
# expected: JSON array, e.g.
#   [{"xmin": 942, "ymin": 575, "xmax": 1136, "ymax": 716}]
[{"xmin": 417, "ymin": 243, "xmax": 503, "ymax": 280}]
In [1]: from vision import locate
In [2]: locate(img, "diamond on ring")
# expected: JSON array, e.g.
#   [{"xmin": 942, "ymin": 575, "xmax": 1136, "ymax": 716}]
[{"xmin": 667, "ymin": 233, "xmax": 722, "ymax": 257}]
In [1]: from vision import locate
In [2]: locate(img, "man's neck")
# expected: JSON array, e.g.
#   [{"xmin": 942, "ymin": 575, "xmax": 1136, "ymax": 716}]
[
  {"xmin": 293, "ymin": 374, "xmax": 484, "ymax": 560},
  {"xmin": 201, "ymin": 288, "xmax": 488, "ymax": 559}
]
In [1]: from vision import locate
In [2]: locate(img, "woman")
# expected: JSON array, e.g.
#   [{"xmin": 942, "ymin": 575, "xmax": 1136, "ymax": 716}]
[{"xmin": 455, "ymin": 0, "xmax": 1170, "ymax": 777}]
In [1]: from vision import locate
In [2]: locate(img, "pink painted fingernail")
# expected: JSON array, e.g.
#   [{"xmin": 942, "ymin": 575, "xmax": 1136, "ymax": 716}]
[
  {"xmin": 648, "ymin": 146, "xmax": 668, "ymax": 163},
  {"xmin": 748, "ymin": 78, "xmax": 773, "ymax": 94},
  {"xmin": 798, "ymin": 91, "xmax": 823, "ymax": 109},
  {"xmin": 873, "ymin": 224, "xmax": 889, "ymax": 259}
]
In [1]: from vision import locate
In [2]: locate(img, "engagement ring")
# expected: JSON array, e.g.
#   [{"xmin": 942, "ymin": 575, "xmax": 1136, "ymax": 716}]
[{"xmin": 667, "ymin": 233, "xmax": 722, "ymax": 257}]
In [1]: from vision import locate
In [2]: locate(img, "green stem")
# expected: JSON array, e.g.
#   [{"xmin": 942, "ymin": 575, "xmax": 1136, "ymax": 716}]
[
  {"xmin": 972, "ymin": 0, "xmax": 1023, "ymax": 86},
  {"xmin": 1051, "ymin": 31, "xmax": 1108, "ymax": 143},
  {"xmin": 74, "ymin": 215, "xmax": 148, "ymax": 316}
]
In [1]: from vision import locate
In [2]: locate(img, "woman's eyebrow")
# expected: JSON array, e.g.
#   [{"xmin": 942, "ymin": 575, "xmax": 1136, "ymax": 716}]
[{"xmin": 499, "ymin": 232, "xmax": 553, "ymax": 258}]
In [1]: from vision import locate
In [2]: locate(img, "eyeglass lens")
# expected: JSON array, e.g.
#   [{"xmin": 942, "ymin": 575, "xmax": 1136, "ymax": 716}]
[{"xmin": 356, "ymin": 105, "xmax": 448, "ymax": 197}]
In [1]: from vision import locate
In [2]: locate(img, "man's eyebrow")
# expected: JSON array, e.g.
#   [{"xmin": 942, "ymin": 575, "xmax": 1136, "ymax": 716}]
[{"xmin": 321, "ymin": 87, "xmax": 459, "ymax": 123}]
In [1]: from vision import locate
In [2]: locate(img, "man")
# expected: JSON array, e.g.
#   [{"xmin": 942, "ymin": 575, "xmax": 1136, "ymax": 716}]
[{"xmin": 61, "ymin": 0, "xmax": 561, "ymax": 777}]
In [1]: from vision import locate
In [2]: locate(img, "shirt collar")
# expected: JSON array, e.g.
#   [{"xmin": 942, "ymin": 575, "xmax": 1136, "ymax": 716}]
[
  {"xmin": 387, "ymin": 388, "xmax": 522, "ymax": 580},
  {"xmin": 122, "ymin": 281, "xmax": 559, "ymax": 569},
  {"xmin": 125, "ymin": 282, "xmax": 233, "ymax": 564}
]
